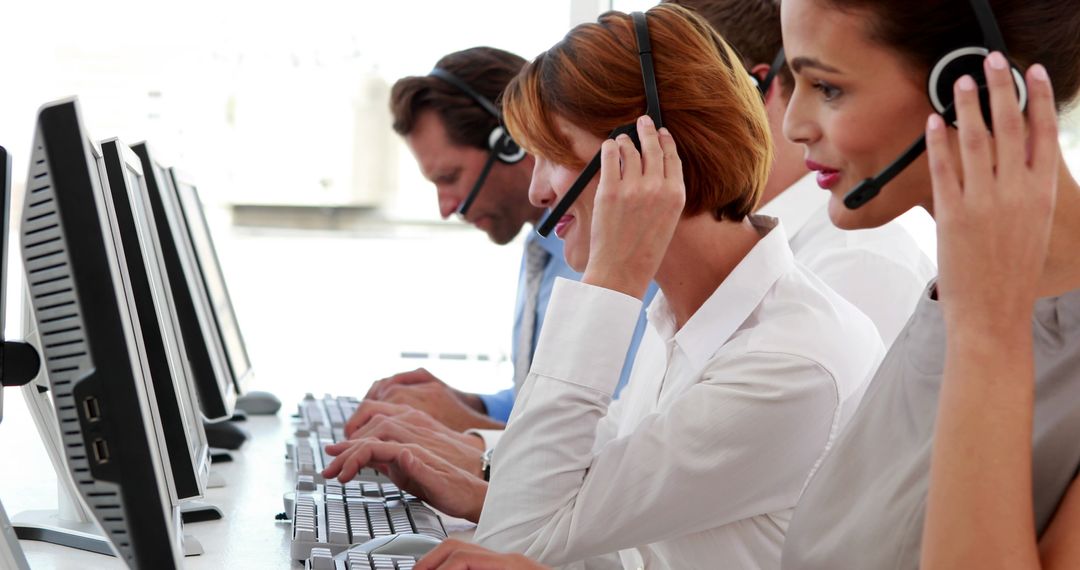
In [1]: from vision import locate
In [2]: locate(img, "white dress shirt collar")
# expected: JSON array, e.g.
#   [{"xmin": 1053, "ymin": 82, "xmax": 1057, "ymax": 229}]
[
  {"xmin": 647, "ymin": 215, "xmax": 793, "ymax": 371},
  {"xmin": 757, "ymin": 173, "xmax": 827, "ymax": 237}
]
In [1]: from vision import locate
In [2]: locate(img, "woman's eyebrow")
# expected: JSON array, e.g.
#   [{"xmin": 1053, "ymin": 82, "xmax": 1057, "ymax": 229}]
[{"xmin": 790, "ymin": 56, "xmax": 842, "ymax": 74}]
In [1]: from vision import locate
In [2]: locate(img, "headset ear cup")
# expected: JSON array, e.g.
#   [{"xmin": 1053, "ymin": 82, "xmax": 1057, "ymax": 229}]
[
  {"xmin": 928, "ymin": 46, "xmax": 1027, "ymax": 128},
  {"xmin": 489, "ymin": 126, "xmax": 526, "ymax": 164}
]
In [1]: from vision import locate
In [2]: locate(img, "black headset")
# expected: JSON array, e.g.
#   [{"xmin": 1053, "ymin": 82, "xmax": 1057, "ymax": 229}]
[
  {"xmin": 427, "ymin": 67, "xmax": 527, "ymax": 216},
  {"xmin": 843, "ymin": 0, "xmax": 1027, "ymax": 210},
  {"xmin": 752, "ymin": 48, "xmax": 786, "ymax": 99},
  {"xmin": 536, "ymin": 11, "xmax": 664, "ymax": 237}
]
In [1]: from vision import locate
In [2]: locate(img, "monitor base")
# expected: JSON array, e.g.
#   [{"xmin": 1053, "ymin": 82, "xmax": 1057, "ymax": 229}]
[
  {"xmin": 11, "ymin": 509, "xmax": 113, "ymax": 557},
  {"xmin": 180, "ymin": 501, "xmax": 224, "ymax": 524}
]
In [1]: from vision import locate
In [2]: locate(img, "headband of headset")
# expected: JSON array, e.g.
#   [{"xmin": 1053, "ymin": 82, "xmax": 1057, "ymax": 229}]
[
  {"xmin": 536, "ymin": 11, "xmax": 663, "ymax": 237},
  {"xmin": 427, "ymin": 66, "xmax": 526, "ymax": 215}
]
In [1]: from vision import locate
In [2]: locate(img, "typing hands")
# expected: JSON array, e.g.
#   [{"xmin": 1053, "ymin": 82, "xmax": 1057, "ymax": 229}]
[
  {"xmin": 415, "ymin": 540, "xmax": 549, "ymax": 570},
  {"xmin": 344, "ymin": 400, "xmax": 486, "ymax": 475},
  {"xmin": 361, "ymin": 368, "xmax": 503, "ymax": 432},
  {"xmin": 582, "ymin": 115, "xmax": 684, "ymax": 300},
  {"xmin": 322, "ymin": 437, "xmax": 488, "ymax": 522},
  {"xmin": 927, "ymin": 53, "xmax": 1058, "ymax": 330}
]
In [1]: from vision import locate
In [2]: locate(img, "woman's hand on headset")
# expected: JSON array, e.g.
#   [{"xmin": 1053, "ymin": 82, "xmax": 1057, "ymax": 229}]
[
  {"xmin": 583, "ymin": 114, "xmax": 684, "ymax": 300},
  {"xmin": 927, "ymin": 53, "xmax": 1058, "ymax": 329}
]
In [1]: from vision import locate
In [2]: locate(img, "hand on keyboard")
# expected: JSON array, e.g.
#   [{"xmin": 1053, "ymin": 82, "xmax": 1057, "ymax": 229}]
[
  {"xmin": 414, "ymin": 539, "xmax": 549, "ymax": 570},
  {"xmin": 348, "ymin": 412, "xmax": 485, "ymax": 477},
  {"xmin": 346, "ymin": 400, "xmax": 452, "ymax": 440},
  {"xmin": 360, "ymin": 368, "xmax": 505, "ymax": 433},
  {"xmin": 322, "ymin": 439, "xmax": 488, "ymax": 523}
]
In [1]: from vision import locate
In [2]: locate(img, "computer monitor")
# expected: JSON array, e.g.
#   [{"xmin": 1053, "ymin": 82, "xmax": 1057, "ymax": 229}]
[
  {"xmin": 132, "ymin": 143, "xmax": 235, "ymax": 422},
  {"xmin": 0, "ymin": 145, "xmax": 32, "ymax": 570},
  {"xmin": 99, "ymin": 139, "xmax": 212, "ymax": 504},
  {"xmin": 169, "ymin": 169, "xmax": 255, "ymax": 397},
  {"xmin": 20, "ymin": 98, "xmax": 183, "ymax": 568}
]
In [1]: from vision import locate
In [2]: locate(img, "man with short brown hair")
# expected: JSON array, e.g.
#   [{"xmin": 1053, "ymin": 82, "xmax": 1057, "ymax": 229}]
[{"xmin": 354, "ymin": 47, "xmax": 653, "ymax": 442}]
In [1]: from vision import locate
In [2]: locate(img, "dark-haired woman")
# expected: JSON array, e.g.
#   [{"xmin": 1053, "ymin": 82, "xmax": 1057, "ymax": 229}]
[{"xmin": 777, "ymin": 0, "xmax": 1080, "ymax": 568}]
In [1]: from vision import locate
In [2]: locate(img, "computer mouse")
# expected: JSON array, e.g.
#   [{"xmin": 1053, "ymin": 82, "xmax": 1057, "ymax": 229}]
[
  {"xmin": 235, "ymin": 390, "xmax": 282, "ymax": 415},
  {"xmin": 203, "ymin": 419, "xmax": 249, "ymax": 450},
  {"xmin": 336, "ymin": 533, "xmax": 443, "ymax": 560}
]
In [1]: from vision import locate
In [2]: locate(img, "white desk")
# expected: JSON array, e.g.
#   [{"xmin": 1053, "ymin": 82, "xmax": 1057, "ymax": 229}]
[
  {"xmin": 6, "ymin": 411, "xmax": 474, "ymax": 569},
  {"xmin": 12, "ymin": 414, "xmax": 296, "ymax": 569}
]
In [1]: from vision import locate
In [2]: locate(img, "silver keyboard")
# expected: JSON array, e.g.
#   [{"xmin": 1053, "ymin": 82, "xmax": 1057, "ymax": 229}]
[
  {"xmin": 306, "ymin": 546, "xmax": 417, "ymax": 570},
  {"xmin": 289, "ymin": 393, "xmax": 388, "ymax": 485},
  {"xmin": 298, "ymin": 393, "xmax": 361, "ymax": 432},
  {"xmin": 291, "ymin": 481, "xmax": 446, "ymax": 560}
]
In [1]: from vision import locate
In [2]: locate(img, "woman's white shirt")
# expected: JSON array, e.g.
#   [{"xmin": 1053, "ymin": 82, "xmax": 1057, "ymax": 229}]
[{"xmin": 473, "ymin": 217, "xmax": 885, "ymax": 569}]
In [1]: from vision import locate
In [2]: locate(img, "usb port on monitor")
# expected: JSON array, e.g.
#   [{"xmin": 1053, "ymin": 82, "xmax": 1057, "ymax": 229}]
[
  {"xmin": 83, "ymin": 396, "xmax": 101, "ymax": 421},
  {"xmin": 91, "ymin": 438, "xmax": 110, "ymax": 464}
]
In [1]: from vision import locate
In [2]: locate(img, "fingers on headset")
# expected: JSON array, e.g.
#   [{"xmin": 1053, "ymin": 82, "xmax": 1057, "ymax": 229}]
[
  {"xmin": 984, "ymin": 52, "xmax": 1024, "ymax": 176},
  {"xmin": 1025, "ymin": 64, "xmax": 1059, "ymax": 176},
  {"xmin": 925, "ymin": 113, "xmax": 962, "ymax": 211},
  {"xmin": 636, "ymin": 115, "xmax": 662, "ymax": 179},
  {"xmin": 616, "ymin": 133, "xmax": 642, "ymax": 178},
  {"xmin": 599, "ymin": 139, "xmax": 621, "ymax": 182},
  {"xmin": 658, "ymin": 128, "xmax": 682, "ymax": 182},
  {"xmin": 953, "ymin": 74, "xmax": 994, "ymax": 192}
]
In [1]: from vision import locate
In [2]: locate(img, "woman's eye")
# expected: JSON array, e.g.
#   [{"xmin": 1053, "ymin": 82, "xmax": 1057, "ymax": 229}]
[{"xmin": 813, "ymin": 80, "xmax": 842, "ymax": 102}]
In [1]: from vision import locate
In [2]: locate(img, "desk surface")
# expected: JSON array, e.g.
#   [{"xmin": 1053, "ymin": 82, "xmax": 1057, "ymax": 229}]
[
  {"xmin": 5, "ymin": 410, "xmax": 474, "ymax": 569},
  {"xmin": 14, "ymin": 414, "xmax": 298, "ymax": 569}
]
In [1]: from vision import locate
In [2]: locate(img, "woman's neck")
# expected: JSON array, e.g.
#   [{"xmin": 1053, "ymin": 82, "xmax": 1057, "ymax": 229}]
[
  {"xmin": 654, "ymin": 214, "xmax": 763, "ymax": 330},
  {"xmin": 1039, "ymin": 161, "xmax": 1080, "ymax": 297}
]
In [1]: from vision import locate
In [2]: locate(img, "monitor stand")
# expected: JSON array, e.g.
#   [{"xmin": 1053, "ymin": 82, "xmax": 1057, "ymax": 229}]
[
  {"xmin": 1, "ymin": 499, "xmax": 30, "ymax": 570},
  {"xmin": 207, "ymin": 469, "xmax": 227, "ymax": 489},
  {"xmin": 13, "ymin": 385, "xmax": 210, "ymax": 558},
  {"xmin": 15, "ymin": 499, "xmax": 204, "ymax": 558},
  {"xmin": 12, "ymin": 384, "xmax": 114, "ymax": 556},
  {"xmin": 180, "ymin": 500, "xmax": 224, "ymax": 524}
]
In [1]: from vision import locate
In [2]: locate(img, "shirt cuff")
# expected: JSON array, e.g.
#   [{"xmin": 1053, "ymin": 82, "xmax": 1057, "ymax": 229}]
[
  {"xmin": 477, "ymin": 388, "xmax": 515, "ymax": 423},
  {"xmin": 465, "ymin": 428, "xmax": 505, "ymax": 451},
  {"xmin": 530, "ymin": 278, "xmax": 643, "ymax": 395}
]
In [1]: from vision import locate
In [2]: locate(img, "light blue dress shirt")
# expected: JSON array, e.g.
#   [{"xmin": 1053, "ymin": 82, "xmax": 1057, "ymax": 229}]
[{"xmin": 479, "ymin": 230, "xmax": 657, "ymax": 422}]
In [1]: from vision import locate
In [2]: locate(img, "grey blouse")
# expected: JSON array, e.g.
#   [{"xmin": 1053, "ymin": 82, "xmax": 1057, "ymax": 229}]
[{"xmin": 782, "ymin": 283, "xmax": 1080, "ymax": 569}]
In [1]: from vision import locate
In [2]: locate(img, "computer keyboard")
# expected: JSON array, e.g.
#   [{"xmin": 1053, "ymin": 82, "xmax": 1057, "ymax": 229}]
[
  {"xmin": 291, "ymin": 480, "xmax": 446, "ymax": 560},
  {"xmin": 289, "ymin": 393, "xmax": 388, "ymax": 485},
  {"xmin": 298, "ymin": 393, "xmax": 360, "ymax": 433},
  {"xmin": 306, "ymin": 546, "xmax": 418, "ymax": 570}
]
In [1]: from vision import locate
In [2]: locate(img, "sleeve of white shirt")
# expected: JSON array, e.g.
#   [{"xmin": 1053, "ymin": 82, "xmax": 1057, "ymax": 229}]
[{"xmin": 473, "ymin": 281, "xmax": 839, "ymax": 565}]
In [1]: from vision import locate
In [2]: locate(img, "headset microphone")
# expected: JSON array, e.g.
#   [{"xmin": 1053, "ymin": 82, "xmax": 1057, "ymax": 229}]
[{"xmin": 843, "ymin": 0, "xmax": 1026, "ymax": 210}]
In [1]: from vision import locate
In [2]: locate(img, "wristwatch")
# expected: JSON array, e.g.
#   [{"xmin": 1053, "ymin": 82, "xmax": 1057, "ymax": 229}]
[{"xmin": 481, "ymin": 447, "xmax": 494, "ymax": 482}]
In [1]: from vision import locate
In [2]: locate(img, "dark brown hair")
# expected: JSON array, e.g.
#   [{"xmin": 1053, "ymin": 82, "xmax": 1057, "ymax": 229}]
[
  {"xmin": 502, "ymin": 4, "xmax": 772, "ymax": 222},
  {"xmin": 825, "ymin": 0, "xmax": 1080, "ymax": 110},
  {"xmin": 389, "ymin": 47, "xmax": 526, "ymax": 149},
  {"xmin": 664, "ymin": 0, "xmax": 790, "ymax": 96}
]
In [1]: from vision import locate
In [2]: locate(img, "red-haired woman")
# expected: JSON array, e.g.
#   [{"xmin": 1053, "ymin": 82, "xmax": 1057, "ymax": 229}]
[{"xmin": 329, "ymin": 5, "xmax": 884, "ymax": 568}]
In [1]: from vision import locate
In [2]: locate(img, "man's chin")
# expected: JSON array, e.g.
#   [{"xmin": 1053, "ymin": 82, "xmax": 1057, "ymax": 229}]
[{"xmin": 486, "ymin": 224, "xmax": 526, "ymax": 246}]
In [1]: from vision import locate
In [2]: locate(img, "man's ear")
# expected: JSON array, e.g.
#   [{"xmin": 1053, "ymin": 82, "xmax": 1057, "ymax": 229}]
[{"xmin": 749, "ymin": 62, "xmax": 773, "ymax": 101}]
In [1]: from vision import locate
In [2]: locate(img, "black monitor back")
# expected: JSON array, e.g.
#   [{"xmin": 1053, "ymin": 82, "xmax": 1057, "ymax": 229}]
[
  {"xmin": 131, "ymin": 143, "xmax": 234, "ymax": 421},
  {"xmin": 21, "ymin": 98, "xmax": 181, "ymax": 568},
  {"xmin": 170, "ymin": 171, "xmax": 253, "ymax": 396},
  {"xmin": 100, "ymin": 139, "xmax": 210, "ymax": 502}
]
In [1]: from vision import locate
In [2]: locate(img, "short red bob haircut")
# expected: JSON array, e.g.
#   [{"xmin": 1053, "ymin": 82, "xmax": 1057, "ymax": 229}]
[{"xmin": 502, "ymin": 4, "xmax": 772, "ymax": 222}]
